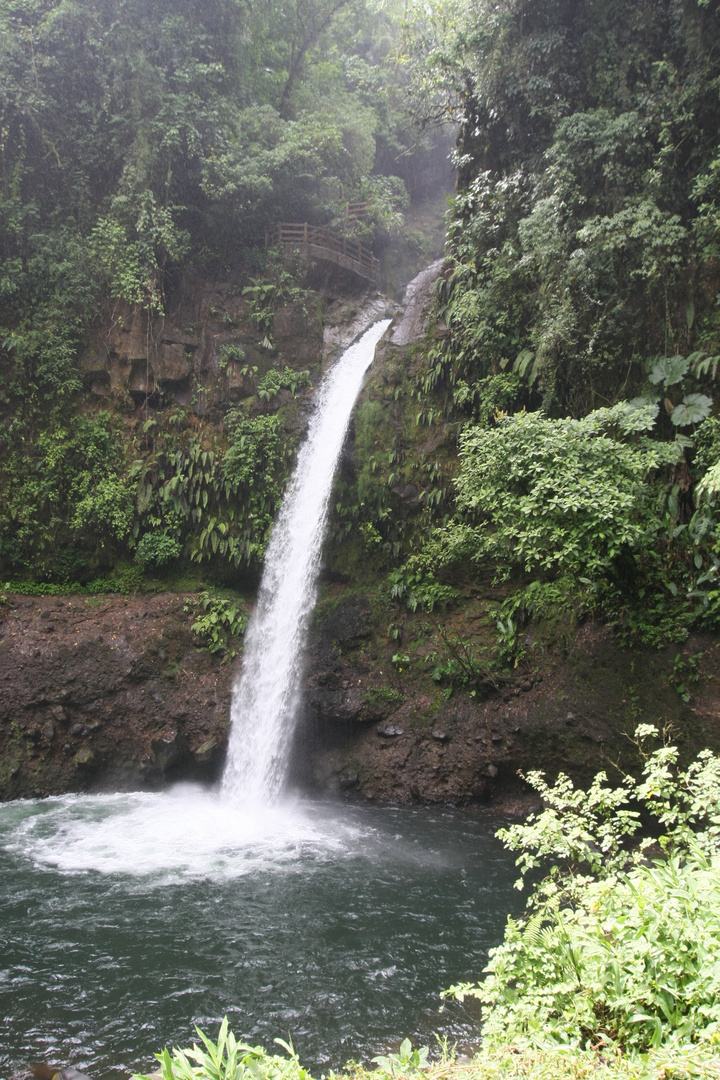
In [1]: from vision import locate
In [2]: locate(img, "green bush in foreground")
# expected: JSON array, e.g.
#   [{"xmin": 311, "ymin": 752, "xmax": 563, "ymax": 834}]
[
  {"xmin": 447, "ymin": 726, "xmax": 720, "ymax": 1055},
  {"xmin": 133, "ymin": 730, "xmax": 720, "ymax": 1080},
  {"xmin": 133, "ymin": 1021, "xmax": 720, "ymax": 1080},
  {"xmin": 132, "ymin": 1018, "xmax": 310, "ymax": 1080}
]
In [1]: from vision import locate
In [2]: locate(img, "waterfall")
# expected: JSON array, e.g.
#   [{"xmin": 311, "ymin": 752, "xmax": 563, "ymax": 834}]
[{"xmin": 221, "ymin": 318, "xmax": 391, "ymax": 803}]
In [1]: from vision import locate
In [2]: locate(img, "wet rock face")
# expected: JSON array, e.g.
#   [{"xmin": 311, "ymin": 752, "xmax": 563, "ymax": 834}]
[
  {"xmin": 0, "ymin": 594, "xmax": 233, "ymax": 800},
  {"xmin": 79, "ymin": 288, "xmax": 326, "ymax": 413},
  {"xmin": 321, "ymin": 296, "xmax": 398, "ymax": 363},
  {"xmin": 273, "ymin": 302, "xmax": 324, "ymax": 368},
  {"xmin": 294, "ymin": 596, "xmax": 720, "ymax": 811},
  {"xmin": 385, "ymin": 259, "xmax": 444, "ymax": 348},
  {"xmin": 2, "ymin": 588, "xmax": 720, "ymax": 810}
]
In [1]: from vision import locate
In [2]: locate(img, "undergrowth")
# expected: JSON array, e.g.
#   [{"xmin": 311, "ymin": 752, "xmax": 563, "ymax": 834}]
[{"xmin": 132, "ymin": 1023, "xmax": 720, "ymax": 1080}]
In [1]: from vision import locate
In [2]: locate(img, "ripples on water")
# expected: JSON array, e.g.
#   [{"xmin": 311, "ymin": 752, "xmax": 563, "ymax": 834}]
[{"xmin": 0, "ymin": 790, "xmax": 521, "ymax": 1079}]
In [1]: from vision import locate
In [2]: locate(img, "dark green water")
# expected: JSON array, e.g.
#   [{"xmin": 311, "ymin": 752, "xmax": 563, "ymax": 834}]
[{"xmin": 0, "ymin": 790, "xmax": 520, "ymax": 1079}]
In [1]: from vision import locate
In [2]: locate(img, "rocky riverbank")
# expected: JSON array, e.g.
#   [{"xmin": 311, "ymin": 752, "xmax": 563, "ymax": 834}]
[{"xmin": 1, "ymin": 585, "xmax": 718, "ymax": 807}]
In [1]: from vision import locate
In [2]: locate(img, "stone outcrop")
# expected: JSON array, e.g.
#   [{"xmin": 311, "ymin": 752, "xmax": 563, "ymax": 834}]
[
  {"xmin": 0, "ymin": 593, "xmax": 233, "ymax": 799},
  {"xmin": 79, "ymin": 289, "xmax": 325, "ymax": 411},
  {"xmin": 2, "ymin": 588, "xmax": 719, "ymax": 811},
  {"xmin": 385, "ymin": 258, "xmax": 444, "ymax": 347},
  {"xmin": 297, "ymin": 591, "xmax": 720, "ymax": 808}
]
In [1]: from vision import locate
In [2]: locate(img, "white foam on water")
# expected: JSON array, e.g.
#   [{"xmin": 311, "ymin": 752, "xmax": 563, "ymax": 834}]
[{"xmin": 0, "ymin": 789, "xmax": 371, "ymax": 884}]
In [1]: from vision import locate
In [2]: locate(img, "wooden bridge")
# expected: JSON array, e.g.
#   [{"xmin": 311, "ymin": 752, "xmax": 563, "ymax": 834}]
[{"xmin": 276, "ymin": 223, "xmax": 380, "ymax": 286}]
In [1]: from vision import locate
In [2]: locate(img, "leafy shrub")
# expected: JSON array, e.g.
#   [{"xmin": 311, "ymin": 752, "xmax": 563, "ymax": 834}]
[
  {"xmin": 185, "ymin": 591, "xmax": 248, "ymax": 660},
  {"xmin": 84, "ymin": 573, "xmax": 136, "ymax": 594},
  {"xmin": 133, "ymin": 1022, "xmax": 720, "ymax": 1080},
  {"xmin": 446, "ymin": 727, "xmax": 720, "ymax": 1055},
  {"xmin": 257, "ymin": 367, "xmax": 311, "ymax": 402},
  {"xmin": 388, "ymin": 563, "xmax": 459, "ymax": 613},
  {"xmin": 218, "ymin": 345, "xmax": 246, "ymax": 368},
  {"xmin": 427, "ymin": 624, "xmax": 506, "ymax": 695},
  {"xmin": 193, "ymin": 410, "xmax": 294, "ymax": 568},
  {"xmin": 500, "ymin": 577, "xmax": 589, "ymax": 630},
  {"xmin": 90, "ymin": 195, "xmax": 189, "ymax": 315},
  {"xmin": 372, "ymin": 1038, "xmax": 429, "ymax": 1075},
  {"xmin": 4, "ymin": 581, "xmax": 76, "ymax": 597},
  {"xmin": 242, "ymin": 269, "xmax": 314, "ymax": 340},
  {"xmin": 0, "ymin": 411, "xmax": 135, "ymax": 579},
  {"xmin": 135, "ymin": 529, "xmax": 183, "ymax": 571},
  {"xmin": 452, "ymin": 372, "xmax": 523, "ymax": 424},
  {"xmin": 132, "ymin": 1016, "xmax": 310, "ymax": 1080},
  {"xmin": 5, "ymin": 566, "xmax": 146, "ymax": 596},
  {"xmin": 454, "ymin": 408, "xmax": 680, "ymax": 581},
  {"xmin": 132, "ymin": 410, "xmax": 294, "ymax": 574},
  {"xmin": 647, "ymin": 354, "xmax": 715, "ymax": 430},
  {"xmin": 694, "ymin": 416, "xmax": 720, "ymax": 477}
]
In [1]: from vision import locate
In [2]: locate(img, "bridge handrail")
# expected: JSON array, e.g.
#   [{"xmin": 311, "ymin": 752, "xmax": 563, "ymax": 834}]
[{"xmin": 277, "ymin": 223, "xmax": 379, "ymax": 282}]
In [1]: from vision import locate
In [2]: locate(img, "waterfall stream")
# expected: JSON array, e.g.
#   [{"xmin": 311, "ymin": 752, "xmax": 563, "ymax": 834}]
[{"xmin": 222, "ymin": 319, "xmax": 391, "ymax": 803}]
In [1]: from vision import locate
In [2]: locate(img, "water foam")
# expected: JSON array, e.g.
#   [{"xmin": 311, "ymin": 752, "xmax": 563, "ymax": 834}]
[{"xmin": 2, "ymin": 790, "xmax": 369, "ymax": 884}]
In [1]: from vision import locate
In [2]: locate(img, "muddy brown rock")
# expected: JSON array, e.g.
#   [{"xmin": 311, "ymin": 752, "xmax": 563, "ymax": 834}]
[
  {"xmin": 2, "ymin": 593, "xmax": 720, "ymax": 809},
  {"xmin": 0, "ymin": 593, "xmax": 233, "ymax": 799},
  {"xmin": 293, "ymin": 600, "xmax": 720, "ymax": 813}
]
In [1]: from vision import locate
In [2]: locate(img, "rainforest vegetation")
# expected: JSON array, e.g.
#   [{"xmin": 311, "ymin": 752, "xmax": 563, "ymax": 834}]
[
  {"xmin": 5, "ymin": 0, "xmax": 720, "ymax": 1074},
  {"xmin": 351, "ymin": 0, "xmax": 720, "ymax": 653},
  {"xmin": 4, "ymin": 0, "xmax": 720, "ymax": 657},
  {"xmin": 0, "ymin": 0, "xmax": 446, "ymax": 590}
]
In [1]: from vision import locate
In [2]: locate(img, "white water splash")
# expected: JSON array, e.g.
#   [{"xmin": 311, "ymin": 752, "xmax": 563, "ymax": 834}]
[
  {"xmin": 222, "ymin": 319, "xmax": 391, "ymax": 804},
  {"xmin": 1, "ymin": 789, "xmax": 370, "ymax": 884}
]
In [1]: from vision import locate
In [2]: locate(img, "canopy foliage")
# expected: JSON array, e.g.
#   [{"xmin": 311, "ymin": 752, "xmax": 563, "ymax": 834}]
[
  {"xmin": 0, "ymin": 0, "xmax": 446, "ymax": 582},
  {"xmin": 380, "ymin": 0, "xmax": 720, "ymax": 645}
]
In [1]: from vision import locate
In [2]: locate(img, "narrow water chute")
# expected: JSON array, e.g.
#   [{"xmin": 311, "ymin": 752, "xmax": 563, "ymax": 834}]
[{"xmin": 222, "ymin": 319, "xmax": 391, "ymax": 803}]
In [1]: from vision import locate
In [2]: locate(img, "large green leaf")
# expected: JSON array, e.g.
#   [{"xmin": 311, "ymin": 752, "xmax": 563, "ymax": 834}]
[
  {"xmin": 649, "ymin": 356, "xmax": 689, "ymax": 388},
  {"xmin": 671, "ymin": 393, "xmax": 713, "ymax": 427}
]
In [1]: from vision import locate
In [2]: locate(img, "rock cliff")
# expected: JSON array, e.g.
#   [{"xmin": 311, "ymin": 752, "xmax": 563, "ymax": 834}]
[
  {"xmin": 2, "ymin": 265, "xmax": 719, "ymax": 808},
  {"xmin": 1, "ymin": 587, "xmax": 719, "ymax": 808}
]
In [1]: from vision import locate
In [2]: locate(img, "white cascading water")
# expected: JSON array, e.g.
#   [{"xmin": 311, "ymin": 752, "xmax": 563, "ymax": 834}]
[{"xmin": 222, "ymin": 318, "xmax": 391, "ymax": 804}]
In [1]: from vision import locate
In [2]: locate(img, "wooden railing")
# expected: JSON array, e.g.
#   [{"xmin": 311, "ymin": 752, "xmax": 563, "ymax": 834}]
[
  {"xmin": 277, "ymin": 223, "xmax": 379, "ymax": 286},
  {"xmin": 344, "ymin": 200, "xmax": 369, "ymax": 220}
]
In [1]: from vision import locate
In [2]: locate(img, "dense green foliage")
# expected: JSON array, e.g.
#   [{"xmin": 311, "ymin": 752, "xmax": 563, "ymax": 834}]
[
  {"xmin": 0, "ymin": 410, "xmax": 133, "ymax": 578},
  {"xmin": 378, "ymin": 0, "xmax": 720, "ymax": 648},
  {"xmin": 0, "ymin": 392, "xmax": 302, "ymax": 580},
  {"xmin": 454, "ymin": 407, "xmax": 679, "ymax": 580},
  {"xmin": 408, "ymin": 0, "xmax": 720, "ymax": 414},
  {"xmin": 0, "ymin": 0, "xmax": 418, "ymax": 296},
  {"xmin": 450, "ymin": 405, "xmax": 720, "ymax": 641},
  {"xmin": 0, "ymin": 0, "xmax": 444, "ymax": 584},
  {"xmin": 446, "ymin": 727, "xmax": 720, "ymax": 1057},
  {"xmin": 4, "ymin": 0, "xmax": 720, "ymax": 648}
]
